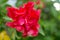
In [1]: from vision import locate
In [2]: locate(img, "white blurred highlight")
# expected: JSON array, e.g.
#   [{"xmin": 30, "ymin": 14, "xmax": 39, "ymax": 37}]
[
  {"xmin": 53, "ymin": 3, "xmax": 60, "ymax": 11},
  {"xmin": 7, "ymin": 0, "xmax": 17, "ymax": 7},
  {"xmin": 51, "ymin": 0, "xmax": 56, "ymax": 1}
]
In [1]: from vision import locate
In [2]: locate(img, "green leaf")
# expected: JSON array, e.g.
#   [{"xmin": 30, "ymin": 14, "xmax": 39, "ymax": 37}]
[
  {"xmin": 3, "ymin": 16, "xmax": 12, "ymax": 21},
  {"xmin": 16, "ymin": 0, "xmax": 23, "ymax": 7},
  {"xmin": 44, "ymin": 36, "xmax": 55, "ymax": 40},
  {"xmin": 0, "ymin": 0, "xmax": 8, "ymax": 5},
  {"xmin": 39, "ymin": 26, "xmax": 45, "ymax": 36},
  {"xmin": 33, "ymin": 34, "xmax": 44, "ymax": 40},
  {"xmin": 50, "ymin": 7, "xmax": 58, "ymax": 18}
]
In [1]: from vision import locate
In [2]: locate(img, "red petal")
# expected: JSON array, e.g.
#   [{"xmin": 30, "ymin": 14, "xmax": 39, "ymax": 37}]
[{"xmin": 6, "ymin": 22, "xmax": 14, "ymax": 28}]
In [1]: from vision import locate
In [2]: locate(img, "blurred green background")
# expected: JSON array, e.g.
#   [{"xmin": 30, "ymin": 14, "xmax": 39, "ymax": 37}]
[{"xmin": 0, "ymin": 0, "xmax": 60, "ymax": 40}]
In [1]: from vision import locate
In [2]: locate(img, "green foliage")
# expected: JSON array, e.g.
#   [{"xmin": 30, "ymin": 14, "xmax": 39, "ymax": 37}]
[{"xmin": 0, "ymin": 0, "xmax": 60, "ymax": 40}]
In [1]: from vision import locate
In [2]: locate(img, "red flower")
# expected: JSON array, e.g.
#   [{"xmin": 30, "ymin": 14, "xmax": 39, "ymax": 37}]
[{"xmin": 6, "ymin": 2, "xmax": 41, "ymax": 37}]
